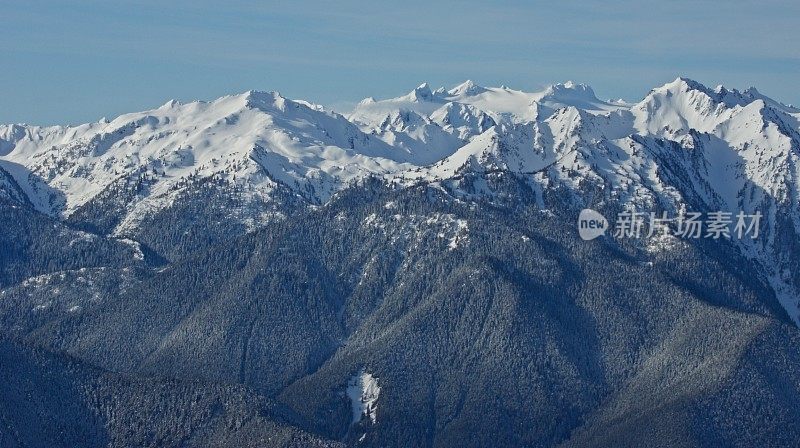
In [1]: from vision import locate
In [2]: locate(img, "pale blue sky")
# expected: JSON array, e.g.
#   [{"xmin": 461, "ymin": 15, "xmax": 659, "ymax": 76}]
[{"xmin": 2, "ymin": 0, "xmax": 798, "ymax": 125}]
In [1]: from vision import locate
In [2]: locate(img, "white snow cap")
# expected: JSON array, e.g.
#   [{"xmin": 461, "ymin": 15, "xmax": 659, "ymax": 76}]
[
  {"xmin": 448, "ymin": 80, "xmax": 486, "ymax": 96},
  {"xmin": 407, "ymin": 83, "xmax": 434, "ymax": 101}
]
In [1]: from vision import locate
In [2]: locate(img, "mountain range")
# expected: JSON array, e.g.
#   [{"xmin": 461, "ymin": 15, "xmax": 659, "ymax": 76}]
[{"xmin": 1, "ymin": 78, "xmax": 800, "ymax": 447}]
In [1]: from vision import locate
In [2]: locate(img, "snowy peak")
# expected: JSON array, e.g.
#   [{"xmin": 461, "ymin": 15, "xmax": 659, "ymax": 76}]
[
  {"xmin": 242, "ymin": 89, "xmax": 289, "ymax": 111},
  {"xmin": 0, "ymin": 124, "xmax": 30, "ymax": 156},
  {"xmin": 447, "ymin": 80, "xmax": 487, "ymax": 97},
  {"xmin": 541, "ymin": 81, "xmax": 598, "ymax": 103},
  {"xmin": 0, "ymin": 89, "xmax": 411, "ymax": 216},
  {"xmin": 667, "ymin": 76, "xmax": 708, "ymax": 93},
  {"xmin": 742, "ymin": 87, "xmax": 799, "ymax": 114},
  {"xmin": 633, "ymin": 77, "xmax": 745, "ymax": 135},
  {"xmin": 405, "ymin": 83, "xmax": 435, "ymax": 102},
  {"xmin": 639, "ymin": 77, "xmax": 795, "ymax": 118},
  {"xmin": 444, "ymin": 80, "xmax": 623, "ymax": 122},
  {"xmin": 429, "ymin": 102, "xmax": 496, "ymax": 140},
  {"xmin": 528, "ymin": 81, "xmax": 623, "ymax": 116},
  {"xmin": 633, "ymin": 77, "xmax": 800, "ymax": 142},
  {"xmin": 710, "ymin": 84, "xmax": 798, "ymax": 114},
  {"xmin": 401, "ymin": 108, "xmax": 590, "ymax": 182}
]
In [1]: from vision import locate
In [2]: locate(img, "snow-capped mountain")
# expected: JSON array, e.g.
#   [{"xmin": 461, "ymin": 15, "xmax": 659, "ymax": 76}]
[
  {"xmin": 0, "ymin": 91, "xmax": 416, "ymax": 217},
  {"xmin": 1, "ymin": 77, "xmax": 799, "ymax": 322}
]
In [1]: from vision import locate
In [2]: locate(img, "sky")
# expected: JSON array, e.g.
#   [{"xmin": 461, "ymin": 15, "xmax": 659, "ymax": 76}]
[{"xmin": 1, "ymin": 0, "xmax": 798, "ymax": 125}]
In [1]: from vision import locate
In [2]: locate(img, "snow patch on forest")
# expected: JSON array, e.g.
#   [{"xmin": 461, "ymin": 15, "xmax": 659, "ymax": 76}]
[{"xmin": 347, "ymin": 369, "xmax": 380, "ymax": 425}]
